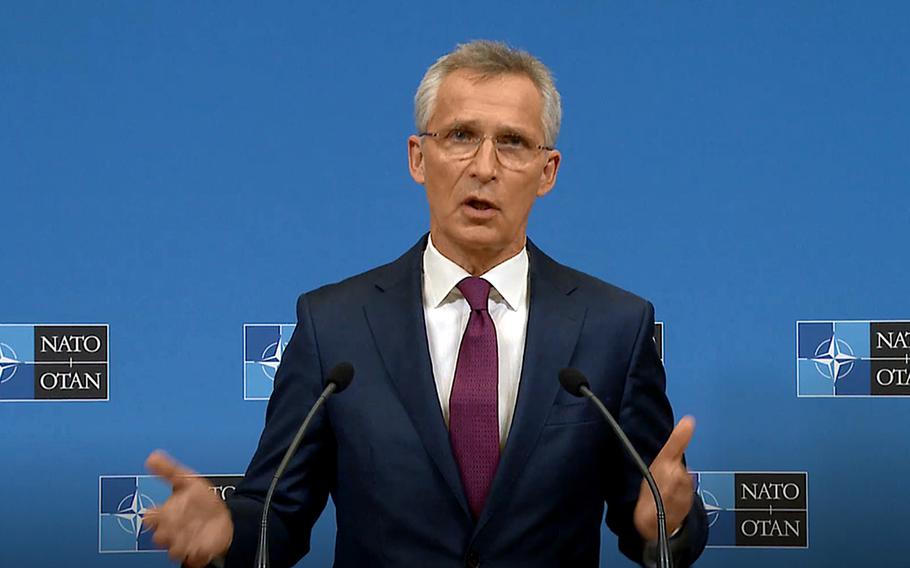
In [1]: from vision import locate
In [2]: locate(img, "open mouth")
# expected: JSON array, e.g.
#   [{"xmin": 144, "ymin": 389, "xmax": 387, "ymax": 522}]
[{"xmin": 464, "ymin": 198, "xmax": 496, "ymax": 211}]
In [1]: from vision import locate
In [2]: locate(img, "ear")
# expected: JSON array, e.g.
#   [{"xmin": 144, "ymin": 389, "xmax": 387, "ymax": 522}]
[
  {"xmin": 408, "ymin": 135, "xmax": 426, "ymax": 185},
  {"xmin": 536, "ymin": 149, "xmax": 561, "ymax": 197}
]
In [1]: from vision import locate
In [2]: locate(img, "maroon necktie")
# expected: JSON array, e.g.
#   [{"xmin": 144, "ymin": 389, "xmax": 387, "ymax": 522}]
[{"xmin": 449, "ymin": 276, "xmax": 500, "ymax": 519}]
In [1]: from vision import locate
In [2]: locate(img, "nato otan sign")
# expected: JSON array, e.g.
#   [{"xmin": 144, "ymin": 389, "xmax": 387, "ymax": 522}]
[
  {"xmin": 694, "ymin": 471, "xmax": 809, "ymax": 548},
  {"xmin": 797, "ymin": 320, "xmax": 910, "ymax": 397},
  {"xmin": 99, "ymin": 474, "xmax": 243, "ymax": 553},
  {"xmin": 0, "ymin": 324, "xmax": 109, "ymax": 401}
]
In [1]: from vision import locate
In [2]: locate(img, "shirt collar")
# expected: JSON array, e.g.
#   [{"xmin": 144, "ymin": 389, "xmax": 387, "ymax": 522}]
[{"xmin": 423, "ymin": 234, "xmax": 529, "ymax": 311}]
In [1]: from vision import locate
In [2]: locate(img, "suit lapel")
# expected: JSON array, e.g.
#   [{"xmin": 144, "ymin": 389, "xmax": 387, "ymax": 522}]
[
  {"xmin": 473, "ymin": 241, "xmax": 586, "ymax": 538},
  {"xmin": 363, "ymin": 235, "xmax": 471, "ymax": 518}
]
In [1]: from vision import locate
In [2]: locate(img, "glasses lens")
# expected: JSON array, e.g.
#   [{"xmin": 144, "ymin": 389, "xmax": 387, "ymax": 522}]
[
  {"xmin": 445, "ymin": 138, "xmax": 479, "ymax": 160},
  {"xmin": 434, "ymin": 132, "xmax": 541, "ymax": 169},
  {"xmin": 496, "ymin": 146, "xmax": 533, "ymax": 169}
]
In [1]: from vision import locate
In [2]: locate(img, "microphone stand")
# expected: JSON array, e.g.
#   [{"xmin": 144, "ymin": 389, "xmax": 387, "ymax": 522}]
[
  {"xmin": 255, "ymin": 382, "xmax": 338, "ymax": 568},
  {"xmin": 579, "ymin": 384, "xmax": 673, "ymax": 568}
]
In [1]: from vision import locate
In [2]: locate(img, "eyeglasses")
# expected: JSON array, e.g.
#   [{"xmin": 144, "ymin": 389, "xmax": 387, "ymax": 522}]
[{"xmin": 419, "ymin": 128, "xmax": 553, "ymax": 170}]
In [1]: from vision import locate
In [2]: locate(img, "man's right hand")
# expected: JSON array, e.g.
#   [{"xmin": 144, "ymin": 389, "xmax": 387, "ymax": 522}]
[{"xmin": 143, "ymin": 450, "xmax": 234, "ymax": 568}]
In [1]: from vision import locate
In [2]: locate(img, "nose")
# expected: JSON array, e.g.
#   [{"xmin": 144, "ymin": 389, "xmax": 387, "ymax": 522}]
[{"xmin": 466, "ymin": 137, "xmax": 498, "ymax": 182}]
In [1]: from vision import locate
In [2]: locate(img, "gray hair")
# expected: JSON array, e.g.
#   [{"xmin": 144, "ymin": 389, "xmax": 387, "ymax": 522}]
[{"xmin": 414, "ymin": 40, "xmax": 562, "ymax": 147}]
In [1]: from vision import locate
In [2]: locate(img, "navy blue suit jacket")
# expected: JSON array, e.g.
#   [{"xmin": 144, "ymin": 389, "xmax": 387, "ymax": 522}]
[{"xmin": 224, "ymin": 235, "xmax": 708, "ymax": 567}]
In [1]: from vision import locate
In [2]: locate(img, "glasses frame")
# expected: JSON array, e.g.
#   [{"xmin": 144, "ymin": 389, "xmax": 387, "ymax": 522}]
[{"xmin": 418, "ymin": 130, "xmax": 554, "ymax": 169}]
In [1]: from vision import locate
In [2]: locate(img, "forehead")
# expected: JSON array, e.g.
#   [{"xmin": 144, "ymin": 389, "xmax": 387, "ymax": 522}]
[{"xmin": 429, "ymin": 69, "xmax": 544, "ymax": 135}]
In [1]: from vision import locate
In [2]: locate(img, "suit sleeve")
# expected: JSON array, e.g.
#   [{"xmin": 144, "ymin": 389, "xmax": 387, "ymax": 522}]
[
  {"xmin": 223, "ymin": 292, "xmax": 335, "ymax": 568},
  {"xmin": 604, "ymin": 300, "xmax": 708, "ymax": 567}
]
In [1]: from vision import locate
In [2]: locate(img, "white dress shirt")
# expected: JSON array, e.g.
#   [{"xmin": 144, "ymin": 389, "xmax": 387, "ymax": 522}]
[{"xmin": 422, "ymin": 235, "xmax": 529, "ymax": 447}]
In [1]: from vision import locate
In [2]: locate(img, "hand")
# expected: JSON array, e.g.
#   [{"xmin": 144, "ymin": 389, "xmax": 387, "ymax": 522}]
[
  {"xmin": 633, "ymin": 416, "xmax": 696, "ymax": 541},
  {"xmin": 143, "ymin": 450, "xmax": 234, "ymax": 568}
]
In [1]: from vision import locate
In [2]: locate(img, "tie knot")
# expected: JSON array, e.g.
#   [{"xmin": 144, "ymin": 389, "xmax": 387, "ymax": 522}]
[{"xmin": 456, "ymin": 277, "xmax": 492, "ymax": 311}]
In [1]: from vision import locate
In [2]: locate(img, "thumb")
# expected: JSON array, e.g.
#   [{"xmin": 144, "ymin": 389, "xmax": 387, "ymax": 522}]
[
  {"xmin": 656, "ymin": 415, "xmax": 695, "ymax": 463},
  {"xmin": 145, "ymin": 450, "xmax": 195, "ymax": 489}
]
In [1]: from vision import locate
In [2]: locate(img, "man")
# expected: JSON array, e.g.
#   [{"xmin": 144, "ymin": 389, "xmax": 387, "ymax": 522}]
[{"xmin": 144, "ymin": 40, "xmax": 708, "ymax": 567}]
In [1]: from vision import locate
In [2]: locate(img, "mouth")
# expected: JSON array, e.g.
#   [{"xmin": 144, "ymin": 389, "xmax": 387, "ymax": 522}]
[{"xmin": 462, "ymin": 197, "xmax": 497, "ymax": 212}]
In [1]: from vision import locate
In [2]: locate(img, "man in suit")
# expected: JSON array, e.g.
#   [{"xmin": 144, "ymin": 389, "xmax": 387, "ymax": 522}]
[{"xmin": 144, "ymin": 40, "xmax": 708, "ymax": 567}]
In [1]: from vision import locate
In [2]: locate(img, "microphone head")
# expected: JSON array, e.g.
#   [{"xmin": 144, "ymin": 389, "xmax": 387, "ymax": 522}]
[
  {"xmin": 559, "ymin": 368, "xmax": 590, "ymax": 397},
  {"xmin": 327, "ymin": 362, "xmax": 354, "ymax": 393}
]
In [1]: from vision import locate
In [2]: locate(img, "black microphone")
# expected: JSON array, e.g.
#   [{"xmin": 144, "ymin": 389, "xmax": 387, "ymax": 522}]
[
  {"xmin": 255, "ymin": 362, "xmax": 355, "ymax": 568},
  {"xmin": 558, "ymin": 368, "xmax": 673, "ymax": 568}
]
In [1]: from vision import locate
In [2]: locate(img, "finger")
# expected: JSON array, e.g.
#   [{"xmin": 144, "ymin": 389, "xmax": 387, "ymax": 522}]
[
  {"xmin": 141, "ymin": 509, "xmax": 160, "ymax": 531},
  {"xmin": 145, "ymin": 450, "xmax": 196, "ymax": 488},
  {"xmin": 165, "ymin": 532, "xmax": 191, "ymax": 562},
  {"xmin": 152, "ymin": 526, "xmax": 172, "ymax": 547},
  {"xmin": 185, "ymin": 544, "xmax": 213, "ymax": 568},
  {"xmin": 658, "ymin": 415, "xmax": 695, "ymax": 462},
  {"xmin": 167, "ymin": 541, "xmax": 189, "ymax": 564}
]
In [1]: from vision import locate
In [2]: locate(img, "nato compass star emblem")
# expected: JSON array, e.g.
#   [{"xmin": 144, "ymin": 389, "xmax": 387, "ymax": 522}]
[
  {"xmin": 259, "ymin": 337, "xmax": 286, "ymax": 381},
  {"xmin": 697, "ymin": 488, "xmax": 724, "ymax": 528},
  {"xmin": 114, "ymin": 491, "xmax": 156, "ymax": 538},
  {"xmin": 812, "ymin": 335, "xmax": 857, "ymax": 381},
  {"xmin": 244, "ymin": 324, "xmax": 295, "ymax": 400},
  {"xmin": 0, "ymin": 342, "xmax": 20, "ymax": 384}
]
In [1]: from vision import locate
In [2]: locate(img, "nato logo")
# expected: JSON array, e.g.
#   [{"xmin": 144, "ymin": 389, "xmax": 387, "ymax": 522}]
[
  {"xmin": 797, "ymin": 320, "xmax": 910, "ymax": 397},
  {"xmin": 244, "ymin": 323, "xmax": 295, "ymax": 400},
  {"xmin": 694, "ymin": 471, "xmax": 808, "ymax": 548},
  {"xmin": 0, "ymin": 324, "xmax": 109, "ymax": 401},
  {"xmin": 99, "ymin": 474, "xmax": 243, "ymax": 553},
  {"xmin": 654, "ymin": 321, "xmax": 664, "ymax": 362}
]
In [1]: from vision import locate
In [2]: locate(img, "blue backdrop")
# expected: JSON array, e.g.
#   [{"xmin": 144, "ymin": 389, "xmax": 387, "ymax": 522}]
[{"xmin": 2, "ymin": 2, "xmax": 908, "ymax": 566}]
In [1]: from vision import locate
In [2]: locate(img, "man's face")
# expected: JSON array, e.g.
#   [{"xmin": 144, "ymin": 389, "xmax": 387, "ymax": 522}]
[{"xmin": 408, "ymin": 69, "xmax": 561, "ymax": 257}]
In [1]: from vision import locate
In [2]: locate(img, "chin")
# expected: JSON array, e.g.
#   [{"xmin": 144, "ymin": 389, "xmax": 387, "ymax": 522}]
[{"xmin": 450, "ymin": 226, "xmax": 509, "ymax": 251}]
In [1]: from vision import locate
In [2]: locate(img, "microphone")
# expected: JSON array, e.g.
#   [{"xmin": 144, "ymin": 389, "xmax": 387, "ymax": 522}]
[
  {"xmin": 255, "ymin": 362, "xmax": 355, "ymax": 568},
  {"xmin": 558, "ymin": 368, "xmax": 673, "ymax": 568}
]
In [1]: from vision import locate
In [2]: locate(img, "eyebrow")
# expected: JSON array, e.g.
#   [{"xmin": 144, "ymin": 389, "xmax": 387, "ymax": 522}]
[{"xmin": 444, "ymin": 119, "xmax": 533, "ymax": 138}]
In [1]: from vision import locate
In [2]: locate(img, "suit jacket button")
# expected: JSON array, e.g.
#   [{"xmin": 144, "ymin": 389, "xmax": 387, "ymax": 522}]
[{"xmin": 466, "ymin": 550, "xmax": 480, "ymax": 567}]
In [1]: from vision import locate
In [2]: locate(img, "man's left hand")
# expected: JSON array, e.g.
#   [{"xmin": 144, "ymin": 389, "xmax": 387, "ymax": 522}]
[{"xmin": 633, "ymin": 416, "xmax": 696, "ymax": 541}]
